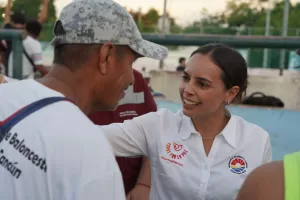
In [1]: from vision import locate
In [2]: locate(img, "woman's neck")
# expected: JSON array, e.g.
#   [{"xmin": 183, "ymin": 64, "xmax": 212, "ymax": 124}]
[{"xmin": 192, "ymin": 109, "xmax": 229, "ymax": 139}]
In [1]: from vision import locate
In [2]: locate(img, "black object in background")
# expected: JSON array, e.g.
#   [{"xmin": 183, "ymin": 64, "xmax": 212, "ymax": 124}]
[{"xmin": 242, "ymin": 92, "xmax": 284, "ymax": 108}]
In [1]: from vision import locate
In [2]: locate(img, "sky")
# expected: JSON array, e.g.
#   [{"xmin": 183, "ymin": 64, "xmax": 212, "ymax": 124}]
[
  {"xmin": 0, "ymin": 0, "xmax": 299, "ymax": 25},
  {"xmin": 55, "ymin": 0, "xmax": 228, "ymax": 25}
]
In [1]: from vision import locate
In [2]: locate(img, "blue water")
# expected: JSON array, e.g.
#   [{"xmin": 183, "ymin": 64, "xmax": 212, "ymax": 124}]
[{"xmin": 156, "ymin": 100, "xmax": 300, "ymax": 161}]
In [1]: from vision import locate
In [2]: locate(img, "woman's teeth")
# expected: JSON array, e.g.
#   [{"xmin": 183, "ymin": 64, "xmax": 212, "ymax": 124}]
[{"xmin": 183, "ymin": 99, "xmax": 200, "ymax": 105}]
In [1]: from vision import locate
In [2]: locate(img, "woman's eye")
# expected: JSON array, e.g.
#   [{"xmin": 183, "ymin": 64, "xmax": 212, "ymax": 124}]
[
  {"xmin": 198, "ymin": 82, "xmax": 209, "ymax": 88},
  {"xmin": 181, "ymin": 75, "xmax": 189, "ymax": 81}
]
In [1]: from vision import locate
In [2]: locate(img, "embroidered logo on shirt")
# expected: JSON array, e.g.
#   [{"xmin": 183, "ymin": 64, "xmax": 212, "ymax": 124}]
[
  {"xmin": 160, "ymin": 142, "xmax": 188, "ymax": 167},
  {"xmin": 119, "ymin": 111, "xmax": 138, "ymax": 118},
  {"xmin": 165, "ymin": 142, "xmax": 188, "ymax": 160},
  {"xmin": 228, "ymin": 156, "xmax": 248, "ymax": 174}
]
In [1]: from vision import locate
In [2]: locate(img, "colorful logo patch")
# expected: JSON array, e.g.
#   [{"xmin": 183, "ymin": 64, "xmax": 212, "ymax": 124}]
[
  {"xmin": 228, "ymin": 156, "xmax": 248, "ymax": 174},
  {"xmin": 165, "ymin": 142, "xmax": 188, "ymax": 160}
]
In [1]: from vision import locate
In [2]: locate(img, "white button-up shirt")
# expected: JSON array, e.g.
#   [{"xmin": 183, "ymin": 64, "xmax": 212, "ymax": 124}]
[{"xmin": 101, "ymin": 109, "xmax": 272, "ymax": 200}]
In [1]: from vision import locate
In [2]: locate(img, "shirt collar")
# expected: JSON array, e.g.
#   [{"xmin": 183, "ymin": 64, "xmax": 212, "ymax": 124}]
[
  {"xmin": 178, "ymin": 110, "xmax": 198, "ymax": 140},
  {"xmin": 178, "ymin": 110, "xmax": 237, "ymax": 149},
  {"xmin": 220, "ymin": 115, "xmax": 237, "ymax": 149}
]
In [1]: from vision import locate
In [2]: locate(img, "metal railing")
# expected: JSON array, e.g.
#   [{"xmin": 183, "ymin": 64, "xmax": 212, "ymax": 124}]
[{"xmin": 142, "ymin": 33, "xmax": 300, "ymax": 49}]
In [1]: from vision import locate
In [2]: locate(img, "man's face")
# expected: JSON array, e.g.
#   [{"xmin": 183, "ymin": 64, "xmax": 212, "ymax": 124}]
[{"xmin": 93, "ymin": 45, "xmax": 138, "ymax": 111}]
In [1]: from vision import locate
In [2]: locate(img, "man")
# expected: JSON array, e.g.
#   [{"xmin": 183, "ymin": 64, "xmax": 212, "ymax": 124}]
[
  {"xmin": 0, "ymin": 1, "xmax": 168, "ymax": 200},
  {"xmin": 176, "ymin": 57, "xmax": 186, "ymax": 72},
  {"xmin": 8, "ymin": 20, "xmax": 48, "ymax": 79},
  {"xmin": 89, "ymin": 69, "xmax": 157, "ymax": 199}
]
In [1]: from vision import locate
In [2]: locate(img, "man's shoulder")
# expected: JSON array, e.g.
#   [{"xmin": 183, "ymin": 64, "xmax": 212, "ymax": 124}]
[
  {"xmin": 236, "ymin": 161, "xmax": 284, "ymax": 200},
  {"xmin": 37, "ymin": 106, "xmax": 120, "ymax": 178},
  {"xmin": 53, "ymin": 109, "xmax": 118, "ymax": 164},
  {"xmin": 0, "ymin": 80, "xmax": 70, "ymax": 121},
  {"xmin": 2, "ymin": 92, "xmax": 109, "ymax": 151},
  {"xmin": 0, "ymin": 80, "xmax": 33, "ymax": 102},
  {"xmin": 31, "ymin": 98, "xmax": 92, "ymax": 131}
]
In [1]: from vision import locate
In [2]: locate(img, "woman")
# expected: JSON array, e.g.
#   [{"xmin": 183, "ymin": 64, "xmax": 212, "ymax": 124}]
[
  {"xmin": 0, "ymin": 44, "xmax": 271, "ymax": 199},
  {"xmin": 102, "ymin": 43, "xmax": 272, "ymax": 200}
]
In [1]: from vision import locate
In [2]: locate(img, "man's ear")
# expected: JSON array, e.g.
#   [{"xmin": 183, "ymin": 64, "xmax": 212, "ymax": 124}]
[{"xmin": 98, "ymin": 43, "xmax": 114, "ymax": 74}]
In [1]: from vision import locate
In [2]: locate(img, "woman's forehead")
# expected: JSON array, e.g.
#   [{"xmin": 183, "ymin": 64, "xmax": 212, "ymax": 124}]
[{"xmin": 186, "ymin": 54, "xmax": 222, "ymax": 79}]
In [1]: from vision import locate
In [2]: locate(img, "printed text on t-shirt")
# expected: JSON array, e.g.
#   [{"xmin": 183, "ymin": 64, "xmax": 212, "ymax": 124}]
[{"xmin": 0, "ymin": 132, "xmax": 47, "ymax": 179}]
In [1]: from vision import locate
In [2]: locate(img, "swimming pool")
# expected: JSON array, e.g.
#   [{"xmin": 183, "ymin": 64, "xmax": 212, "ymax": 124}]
[{"xmin": 156, "ymin": 100, "xmax": 300, "ymax": 161}]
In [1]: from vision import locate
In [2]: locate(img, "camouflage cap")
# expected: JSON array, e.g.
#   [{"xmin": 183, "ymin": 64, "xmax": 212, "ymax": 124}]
[{"xmin": 50, "ymin": 0, "xmax": 168, "ymax": 60}]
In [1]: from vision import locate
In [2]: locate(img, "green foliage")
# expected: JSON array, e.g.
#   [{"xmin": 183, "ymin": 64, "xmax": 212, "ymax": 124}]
[
  {"xmin": 12, "ymin": 0, "xmax": 56, "ymax": 21},
  {"xmin": 129, "ymin": 8, "xmax": 181, "ymax": 34},
  {"xmin": 0, "ymin": 6, "xmax": 5, "ymax": 24},
  {"xmin": 39, "ymin": 23, "xmax": 54, "ymax": 42},
  {"xmin": 3, "ymin": 0, "xmax": 300, "ymax": 52},
  {"xmin": 9, "ymin": 0, "xmax": 56, "ymax": 41},
  {"xmin": 183, "ymin": 0, "xmax": 300, "ymax": 36},
  {"xmin": 180, "ymin": 0, "xmax": 299, "ymax": 68},
  {"xmin": 12, "ymin": 0, "xmax": 41, "ymax": 20}
]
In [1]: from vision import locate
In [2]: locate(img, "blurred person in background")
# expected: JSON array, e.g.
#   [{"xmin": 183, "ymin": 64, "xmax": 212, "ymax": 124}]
[
  {"xmin": 8, "ymin": 19, "xmax": 49, "ymax": 79},
  {"xmin": 176, "ymin": 57, "xmax": 186, "ymax": 72},
  {"xmin": 1, "ymin": 0, "xmax": 49, "ymax": 75}
]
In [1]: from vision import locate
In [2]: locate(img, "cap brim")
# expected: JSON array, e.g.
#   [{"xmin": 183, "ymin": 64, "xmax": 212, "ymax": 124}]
[{"xmin": 129, "ymin": 39, "xmax": 168, "ymax": 60}]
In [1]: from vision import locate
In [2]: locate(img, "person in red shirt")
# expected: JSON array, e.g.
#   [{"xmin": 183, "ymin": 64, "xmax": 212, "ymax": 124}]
[{"xmin": 89, "ymin": 69, "xmax": 156, "ymax": 199}]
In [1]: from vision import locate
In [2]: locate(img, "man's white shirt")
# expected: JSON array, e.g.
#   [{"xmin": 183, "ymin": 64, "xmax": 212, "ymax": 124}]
[
  {"xmin": 8, "ymin": 36, "xmax": 44, "ymax": 79},
  {"xmin": 0, "ymin": 80, "xmax": 125, "ymax": 200},
  {"xmin": 101, "ymin": 109, "xmax": 272, "ymax": 200}
]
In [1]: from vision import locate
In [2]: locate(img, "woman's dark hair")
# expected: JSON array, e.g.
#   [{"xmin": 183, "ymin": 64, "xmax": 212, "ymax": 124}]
[{"xmin": 190, "ymin": 43, "xmax": 248, "ymax": 103}]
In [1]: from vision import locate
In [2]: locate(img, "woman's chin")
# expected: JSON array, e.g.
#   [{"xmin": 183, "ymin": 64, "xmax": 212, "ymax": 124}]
[{"xmin": 182, "ymin": 107, "xmax": 196, "ymax": 117}]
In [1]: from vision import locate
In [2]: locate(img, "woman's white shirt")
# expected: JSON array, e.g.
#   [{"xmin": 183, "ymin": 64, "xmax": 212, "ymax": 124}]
[{"xmin": 100, "ymin": 109, "xmax": 272, "ymax": 200}]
